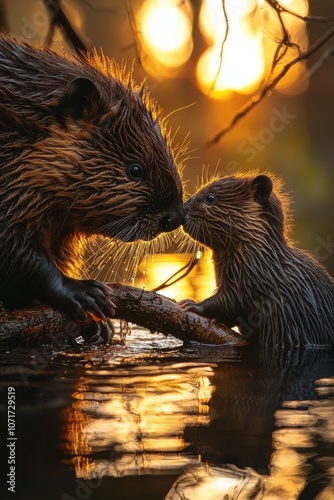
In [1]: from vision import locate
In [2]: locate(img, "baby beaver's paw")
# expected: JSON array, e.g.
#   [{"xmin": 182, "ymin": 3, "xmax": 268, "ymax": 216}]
[
  {"xmin": 179, "ymin": 299, "xmax": 205, "ymax": 316},
  {"xmin": 54, "ymin": 277, "xmax": 116, "ymax": 322}
]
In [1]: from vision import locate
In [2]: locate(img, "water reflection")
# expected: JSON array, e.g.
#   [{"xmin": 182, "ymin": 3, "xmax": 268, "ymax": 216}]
[
  {"xmin": 55, "ymin": 339, "xmax": 334, "ymax": 499},
  {"xmin": 271, "ymin": 381, "xmax": 334, "ymax": 499},
  {"xmin": 165, "ymin": 464, "xmax": 265, "ymax": 499},
  {"xmin": 165, "ymin": 350, "xmax": 334, "ymax": 499},
  {"xmin": 62, "ymin": 360, "xmax": 215, "ymax": 478},
  {"xmin": 1, "ymin": 249, "xmax": 334, "ymax": 499},
  {"xmin": 1, "ymin": 331, "xmax": 334, "ymax": 499}
]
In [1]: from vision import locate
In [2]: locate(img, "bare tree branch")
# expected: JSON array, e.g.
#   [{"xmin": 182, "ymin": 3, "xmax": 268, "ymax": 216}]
[
  {"xmin": 207, "ymin": 0, "xmax": 229, "ymax": 96},
  {"xmin": 44, "ymin": 0, "xmax": 89, "ymax": 53},
  {"xmin": 267, "ymin": 0, "xmax": 301, "ymax": 70},
  {"xmin": 308, "ymin": 46, "xmax": 334, "ymax": 77},
  {"xmin": 265, "ymin": 0, "xmax": 334, "ymax": 24},
  {"xmin": 206, "ymin": 24, "xmax": 334, "ymax": 147}
]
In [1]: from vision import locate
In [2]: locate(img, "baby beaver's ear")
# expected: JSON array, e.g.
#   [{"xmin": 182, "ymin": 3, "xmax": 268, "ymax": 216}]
[
  {"xmin": 57, "ymin": 77, "xmax": 100, "ymax": 122},
  {"xmin": 251, "ymin": 175, "xmax": 273, "ymax": 204}
]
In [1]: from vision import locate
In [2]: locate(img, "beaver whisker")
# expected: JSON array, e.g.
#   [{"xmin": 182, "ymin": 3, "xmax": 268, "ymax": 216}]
[
  {"xmin": 114, "ymin": 222, "xmax": 141, "ymax": 242},
  {"xmin": 97, "ymin": 213, "xmax": 138, "ymax": 237},
  {"xmin": 83, "ymin": 227, "xmax": 183, "ymax": 284}
]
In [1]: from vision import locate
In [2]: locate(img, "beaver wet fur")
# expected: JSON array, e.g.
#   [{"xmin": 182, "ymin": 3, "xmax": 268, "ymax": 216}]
[
  {"xmin": 181, "ymin": 173, "xmax": 334, "ymax": 348},
  {"xmin": 0, "ymin": 36, "xmax": 183, "ymax": 338}
]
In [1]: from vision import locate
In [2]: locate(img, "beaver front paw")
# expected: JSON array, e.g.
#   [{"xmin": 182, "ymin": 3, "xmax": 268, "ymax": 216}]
[
  {"xmin": 179, "ymin": 299, "xmax": 205, "ymax": 316},
  {"xmin": 50, "ymin": 277, "xmax": 116, "ymax": 322}
]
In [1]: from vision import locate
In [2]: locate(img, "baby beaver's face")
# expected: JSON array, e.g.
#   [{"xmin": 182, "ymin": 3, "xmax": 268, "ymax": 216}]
[{"xmin": 183, "ymin": 175, "xmax": 274, "ymax": 251}]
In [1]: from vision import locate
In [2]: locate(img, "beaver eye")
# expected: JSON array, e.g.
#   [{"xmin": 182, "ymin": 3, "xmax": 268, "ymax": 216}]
[
  {"xmin": 204, "ymin": 193, "xmax": 216, "ymax": 205},
  {"xmin": 127, "ymin": 163, "xmax": 144, "ymax": 181}
]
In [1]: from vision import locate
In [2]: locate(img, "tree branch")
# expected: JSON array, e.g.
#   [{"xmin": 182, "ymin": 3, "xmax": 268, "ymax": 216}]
[
  {"xmin": 207, "ymin": 0, "xmax": 229, "ymax": 96},
  {"xmin": 265, "ymin": 0, "xmax": 334, "ymax": 24},
  {"xmin": 44, "ymin": 0, "xmax": 88, "ymax": 53},
  {"xmin": 206, "ymin": 25, "xmax": 334, "ymax": 146},
  {"xmin": 0, "ymin": 283, "xmax": 246, "ymax": 348}
]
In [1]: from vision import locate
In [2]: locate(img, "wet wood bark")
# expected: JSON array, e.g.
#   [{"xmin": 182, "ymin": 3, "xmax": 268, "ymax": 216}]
[{"xmin": 0, "ymin": 283, "xmax": 246, "ymax": 348}]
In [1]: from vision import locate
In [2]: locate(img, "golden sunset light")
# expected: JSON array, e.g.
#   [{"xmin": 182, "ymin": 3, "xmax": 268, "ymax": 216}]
[
  {"xmin": 2, "ymin": 2, "xmax": 334, "ymax": 500},
  {"xmin": 138, "ymin": 0, "xmax": 309, "ymax": 97},
  {"xmin": 138, "ymin": 0, "xmax": 193, "ymax": 69},
  {"xmin": 196, "ymin": 33, "xmax": 265, "ymax": 96}
]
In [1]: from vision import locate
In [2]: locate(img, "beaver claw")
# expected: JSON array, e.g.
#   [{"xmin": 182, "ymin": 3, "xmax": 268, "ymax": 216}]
[
  {"xmin": 64, "ymin": 278, "xmax": 116, "ymax": 321},
  {"xmin": 80, "ymin": 317, "xmax": 115, "ymax": 344},
  {"xmin": 179, "ymin": 299, "xmax": 204, "ymax": 315},
  {"xmin": 47, "ymin": 277, "xmax": 116, "ymax": 322}
]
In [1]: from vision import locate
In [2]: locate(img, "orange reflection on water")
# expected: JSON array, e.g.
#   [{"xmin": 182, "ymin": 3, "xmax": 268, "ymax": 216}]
[
  {"xmin": 135, "ymin": 251, "xmax": 216, "ymax": 302},
  {"xmin": 268, "ymin": 393, "xmax": 334, "ymax": 498},
  {"xmin": 62, "ymin": 362, "xmax": 215, "ymax": 478},
  {"xmin": 165, "ymin": 463, "xmax": 265, "ymax": 499}
]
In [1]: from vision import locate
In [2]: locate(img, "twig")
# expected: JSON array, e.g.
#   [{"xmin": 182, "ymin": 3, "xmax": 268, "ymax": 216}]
[
  {"xmin": 267, "ymin": 0, "xmax": 301, "ymax": 70},
  {"xmin": 265, "ymin": 0, "xmax": 334, "ymax": 24},
  {"xmin": 308, "ymin": 46, "xmax": 334, "ymax": 77},
  {"xmin": 206, "ymin": 25, "xmax": 334, "ymax": 146},
  {"xmin": 44, "ymin": 0, "xmax": 88, "ymax": 54},
  {"xmin": 153, "ymin": 249, "xmax": 203, "ymax": 292},
  {"xmin": 207, "ymin": 0, "xmax": 229, "ymax": 96}
]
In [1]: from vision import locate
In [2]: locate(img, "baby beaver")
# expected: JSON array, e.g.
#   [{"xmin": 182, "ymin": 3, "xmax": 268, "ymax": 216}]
[
  {"xmin": 0, "ymin": 36, "xmax": 183, "ymax": 338},
  {"xmin": 180, "ymin": 173, "xmax": 334, "ymax": 348}
]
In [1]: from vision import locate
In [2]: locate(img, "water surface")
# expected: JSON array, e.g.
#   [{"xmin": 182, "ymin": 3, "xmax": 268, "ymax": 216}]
[{"xmin": 1, "ymin": 326, "xmax": 334, "ymax": 500}]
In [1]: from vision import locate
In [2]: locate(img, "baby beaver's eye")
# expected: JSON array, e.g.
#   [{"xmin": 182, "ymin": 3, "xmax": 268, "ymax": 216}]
[
  {"xmin": 127, "ymin": 163, "xmax": 145, "ymax": 181},
  {"xmin": 204, "ymin": 193, "xmax": 216, "ymax": 205}
]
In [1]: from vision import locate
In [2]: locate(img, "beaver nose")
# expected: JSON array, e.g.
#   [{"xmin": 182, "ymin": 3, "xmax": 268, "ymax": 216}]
[{"xmin": 159, "ymin": 209, "xmax": 184, "ymax": 232}]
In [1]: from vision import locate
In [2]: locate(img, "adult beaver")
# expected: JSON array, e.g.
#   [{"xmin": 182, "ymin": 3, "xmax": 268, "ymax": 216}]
[
  {"xmin": 180, "ymin": 173, "xmax": 334, "ymax": 348},
  {"xmin": 0, "ymin": 36, "xmax": 183, "ymax": 338}
]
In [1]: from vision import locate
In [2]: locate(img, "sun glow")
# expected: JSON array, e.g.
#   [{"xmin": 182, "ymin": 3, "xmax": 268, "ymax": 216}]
[
  {"xmin": 196, "ymin": 0, "xmax": 308, "ymax": 98},
  {"xmin": 137, "ymin": 0, "xmax": 309, "ymax": 94},
  {"xmin": 138, "ymin": 0, "xmax": 193, "ymax": 70},
  {"xmin": 197, "ymin": 0, "xmax": 266, "ymax": 96},
  {"xmin": 197, "ymin": 33, "xmax": 265, "ymax": 96},
  {"xmin": 136, "ymin": 253, "xmax": 216, "ymax": 301},
  {"xmin": 197, "ymin": 0, "xmax": 309, "ymax": 97}
]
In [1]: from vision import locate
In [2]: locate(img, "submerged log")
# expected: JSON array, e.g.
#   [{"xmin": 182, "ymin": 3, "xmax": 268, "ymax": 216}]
[{"xmin": 0, "ymin": 283, "xmax": 246, "ymax": 348}]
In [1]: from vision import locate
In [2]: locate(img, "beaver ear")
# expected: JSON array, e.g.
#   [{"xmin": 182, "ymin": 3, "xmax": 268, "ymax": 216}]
[
  {"xmin": 251, "ymin": 175, "xmax": 273, "ymax": 204},
  {"xmin": 58, "ymin": 77, "xmax": 100, "ymax": 121}
]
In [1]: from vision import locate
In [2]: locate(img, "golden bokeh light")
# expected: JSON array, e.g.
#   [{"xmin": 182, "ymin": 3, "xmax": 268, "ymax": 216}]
[
  {"xmin": 142, "ymin": 5, "xmax": 188, "ymax": 53},
  {"xmin": 197, "ymin": 0, "xmax": 309, "ymax": 98},
  {"xmin": 136, "ymin": 253, "xmax": 216, "ymax": 302},
  {"xmin": 198, "ymin": 0, "xmax": 227, "ymax": 45},
  {"xmin": 199, "ymin": 0, "xmax": 255, "ymax": 45},
  {"xmin": 136, "ymin": 0, "xmax": 309, "ymax": 95},
  {"xmin": 274, "ymin": 0, "xmax": 308, "ymax": 16},
  {"xmin": 196, "ymin": 33, "xmax": 265, "ymax": 97},
  {"xmin": 138, "ymin": 0, "xmax": 193, "ymax": 69}
]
